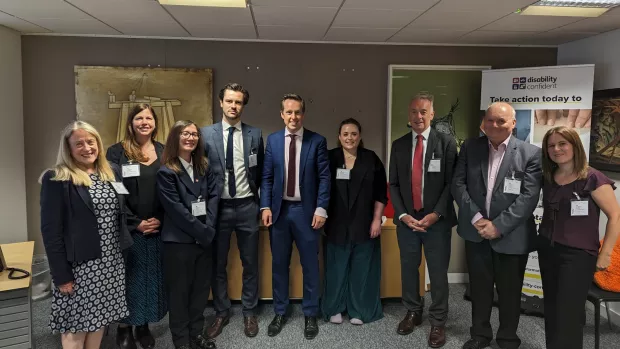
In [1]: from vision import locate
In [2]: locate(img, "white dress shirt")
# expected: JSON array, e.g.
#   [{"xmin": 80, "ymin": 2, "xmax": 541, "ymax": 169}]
[
  {"xmin": 283, "ymin": 127, "xmax": 327, "ymax": 218},
  {"xmin": 221, "ymin": 120, "xmax": 252, "ymax": 199},
  {"xmin": 472, "ymin": 135, "xmax": 511, "ymax": 224},
  {"xmin": 179, "ymin": 156, "xmax": 194, "ymax": 182},
  {"xmin": 399, "ymin": 126, "xmax": 431, "ymax": 221}
]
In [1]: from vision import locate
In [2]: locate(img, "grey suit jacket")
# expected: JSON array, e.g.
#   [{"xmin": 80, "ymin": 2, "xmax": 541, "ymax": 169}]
[
  {"xmin": 451, "ymin": 135, "xmax": 542, "ymax": 255},
  {"xmin": 201, "ymin": 121, "xmax": 264, "ymax": 202},
  {"xmin": 389, "ymin": 128, "xmax": 458, "ymax": 232}
]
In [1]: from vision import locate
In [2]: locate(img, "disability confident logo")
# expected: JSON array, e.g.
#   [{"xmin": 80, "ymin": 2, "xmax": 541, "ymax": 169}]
[{"xmin": 512, "ymin": 76, "xmax": 557, "ymax": 90}]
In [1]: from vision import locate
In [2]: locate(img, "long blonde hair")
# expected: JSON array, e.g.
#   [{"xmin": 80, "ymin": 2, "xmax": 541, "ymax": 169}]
[{"xmin": 51, "ymin": 121, "xmax": 115, "ymax": 186}]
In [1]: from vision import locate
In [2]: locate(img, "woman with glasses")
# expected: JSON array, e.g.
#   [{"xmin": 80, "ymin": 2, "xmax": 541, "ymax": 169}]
[
  {"xmin": 157, "ymin": 121, "xmax": 220, "ymax": 349},
  {"xmin": 106, "ymin": 104, "xmax": 167, "ymax": 349}
]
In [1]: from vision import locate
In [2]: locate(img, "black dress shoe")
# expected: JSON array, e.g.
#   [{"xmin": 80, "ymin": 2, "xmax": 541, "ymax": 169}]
[
  {"xmin": 191, "ymin": 334, "xmax": 216, "ymax": 349},
  {"xmin": 135, "ymin": 324, "xmax": 155, "ymax": 349},
  {"xmin": 304, "ymin": 316, "xmax": 319, "ymax": 340},
  {"xmin": 116, "ymin": 326, "xmax": 137, "ymax": 349},
  {"xmin": 267, "ymin": 314, "xmax": 286, "ymax": 337},
  {"xmin": 462, "ymin": 338, "xmax": 490, "ymax": 349}
]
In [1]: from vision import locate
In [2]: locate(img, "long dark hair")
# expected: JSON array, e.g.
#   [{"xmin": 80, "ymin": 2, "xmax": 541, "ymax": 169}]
[
  {"xmin": 336, "ymin": 118, "xmax": 364, "ymax": 148},
  {"xmin": 161, "ymin": 120, "xmax": 208, "ymax": 176},
  {"xmin": 122, "ymin": 103, "xmax": 158, "ymax": 162},
  {"xmin": 541, "ymin": 126, "xmax": 588, "ymax": 183}
]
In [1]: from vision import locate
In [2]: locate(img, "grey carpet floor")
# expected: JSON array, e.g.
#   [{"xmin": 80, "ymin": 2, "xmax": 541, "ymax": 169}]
[{"xmin": 32, "ymin": 284, "xmax": 619, "ymax": 349}]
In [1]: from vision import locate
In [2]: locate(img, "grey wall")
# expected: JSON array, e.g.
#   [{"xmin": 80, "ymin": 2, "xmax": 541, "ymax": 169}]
[
  {"xmin": 0, "ymin": 25, "xmax": 27, "ymax": 244},
  {"xmin": 21, "ymin": 35, "xmax": 557, "ymax": 273}
]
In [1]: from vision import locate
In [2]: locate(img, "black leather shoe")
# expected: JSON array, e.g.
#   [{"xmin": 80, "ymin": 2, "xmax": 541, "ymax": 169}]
[
  {"xmin": 191, "ymin": 334, "xmax": 216, "ymax": 349},
  {"xmin": 267, "ymin": 314, "xmax": 286, "ymax": 337},
  {"xmin": 304, "ymin": 316, "xmax": 319, "ymax": 340},
  {"xmin": 177, "ymin": 345, "xmax": 191, "ymax": 349},
  {"xmin": 462, "ymin": 338, "xmax": 490, "ymax": 349},
  {"xmin": 116, "ymin": 326, "xmax": 137, "ymax": 349},
  {"xmin": 135, "ymin": 324, "xmax": 155, "ymax": 349}
]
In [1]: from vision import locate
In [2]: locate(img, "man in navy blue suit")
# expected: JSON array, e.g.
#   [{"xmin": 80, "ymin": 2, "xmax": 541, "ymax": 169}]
[{"xmin": 260, "ymin": 93, "xmax": 330, "ymax": 340}]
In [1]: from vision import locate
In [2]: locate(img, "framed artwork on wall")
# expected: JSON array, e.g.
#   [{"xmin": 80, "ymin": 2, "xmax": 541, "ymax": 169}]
[{"xmin": 590, "ymin": 88, "xmax": 620, "ymax": 172}]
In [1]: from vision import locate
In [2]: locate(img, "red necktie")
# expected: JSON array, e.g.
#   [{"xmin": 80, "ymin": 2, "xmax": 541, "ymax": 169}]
[
  {"xmin": 412, "ymin": 134, "xmax": 424, "ymax": 211},
  {"xmin": 287, "ymin": 134, "xmax": 297, "ymax": 197}
]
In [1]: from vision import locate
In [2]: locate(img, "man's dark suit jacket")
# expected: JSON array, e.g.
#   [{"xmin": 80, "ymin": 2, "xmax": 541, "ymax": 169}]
[
  {"xmin": 40, "ymin": 164, "xmax": 133, "ymax": 287},
  {"xmin": 389, "ymin": 128, "xmax": 458, "ymax": 232},
  {"xmin": 451, "ymin": 135, "xmax": 542, "ymax": 254}
]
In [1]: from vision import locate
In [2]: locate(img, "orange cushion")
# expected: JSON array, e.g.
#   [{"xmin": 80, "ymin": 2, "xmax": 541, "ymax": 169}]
[{"xmin": 594, "ymin": 239, "xmax": 620, "ymax": 292}]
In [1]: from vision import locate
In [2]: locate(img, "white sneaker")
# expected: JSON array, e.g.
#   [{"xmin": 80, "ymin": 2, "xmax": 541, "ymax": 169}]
[
  {"xmin": 350, "ymin": 318, "xmax": 363, "ymax": 325},
  {"xmin": 330, "ymin": 313, "xmax": 343, "ymax": 324}
]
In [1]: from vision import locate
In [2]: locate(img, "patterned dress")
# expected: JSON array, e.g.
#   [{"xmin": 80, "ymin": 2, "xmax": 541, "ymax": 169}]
[{"xmin": 49, "ymin": 174, "xmax": 129, "ymax": 333}]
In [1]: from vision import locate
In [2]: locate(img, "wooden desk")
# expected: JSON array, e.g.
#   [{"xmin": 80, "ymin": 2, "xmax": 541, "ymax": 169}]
[
  {"xmin": 221, "ymin": 221, "xmax": 425, "ymax": 300},
  {"xmin": 0, "ymin": 241, "xmax": 34, "ymax": 349}
]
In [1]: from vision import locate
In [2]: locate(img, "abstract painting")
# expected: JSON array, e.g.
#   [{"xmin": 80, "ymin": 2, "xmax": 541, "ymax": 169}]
[
  {"xmin": 74, "ymin": 66, "xmax": 213, "ymax": 148},
  {"xmin": 590, "ymin": 88, "xmax": 620, "ymax": 172}
]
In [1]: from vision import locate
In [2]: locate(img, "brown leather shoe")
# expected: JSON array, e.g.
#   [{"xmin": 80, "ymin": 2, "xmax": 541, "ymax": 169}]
[
  {"xmin": 396, "ymin": 311, "xmax": 422, "ymax": 335},
  {"xmin": 205, "ymin": 315, "xmax": 230, "ymax": 339},
  {"xmin": 428, "ymin": 326, "xmax": 446, "ymax": 348},
  {"xmin": 243, "ymin": 316, "xmax": 259, "ymax": 337}
]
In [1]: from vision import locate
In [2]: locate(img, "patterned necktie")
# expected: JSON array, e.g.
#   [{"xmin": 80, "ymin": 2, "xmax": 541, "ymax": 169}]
[
  {"xmin": 411, "ymin": 134, "xmax": 424, "ymax": 211},
  {"xmin": 287, "ymin": 134, "xmax": 297, "ymax": 197},
  {"xmin": 226, "ymin": 127, "xmax": 236, "ymax": 198}
]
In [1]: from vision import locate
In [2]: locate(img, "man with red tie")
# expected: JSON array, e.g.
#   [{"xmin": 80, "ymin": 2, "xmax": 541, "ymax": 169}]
[{"xmin": 389, "ymin": 93, "xmax": 458, "ymax": 348}]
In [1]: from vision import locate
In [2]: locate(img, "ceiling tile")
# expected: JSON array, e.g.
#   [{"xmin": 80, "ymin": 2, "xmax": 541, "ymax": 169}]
[
  {"xmin": 405, "ymin": 8, "xmax": 505, "ymax": 31},
  {"xmin": 551, "ymin": 16, "xmax": 620, "ymax": 33},
  {"xmin": 602, "ymin": 7, "xmax": 620, "ymax": 16},
  {"xmin": 188, "ymin": 24, "xmax": 256, "ymax": 39},
  {"xmin": 481, "ymin": 13, "xmax": 583, "ymax": 32},
  {"xmin": 324, "ymin": 27, "xmax": 399, "ymax": 42},
  {"xmin": 258, "ymin": 25, "xmax": 325, "ymax": 40},
  {"xmin": 0, "ymin": 0, "xmax": 92, "ymax": 20},
  {"xmin": 164, "ymin": 4, "xmax": 253, "ymax": 26},
  {"xmin": 252, "ymin": 0, "xmax": 341, "ymax": 7},
  {"xmin": 0, "ymin": 11, "xmax": 49, "ymax": 32},
  {"xmin": 432, "ymin": 0, "xmax": 537, "ymax": 13},
  {"xmin": 68, "ymin": 0, "xmax": 173, "ymax": 23},
  {"xmin": 29, "ymin": 18, "xmax": 120, "ymax": 35},
  {"xmin": 253, "ymin": 6, "xmax": 337, "ymax": 26},
  {"xmin": 332, "ymin": 9, "xmax": 422, "ymax": 28},
  {"xmin": 389, "ymin": 29, "xmax": 469, "ymax": 43},
  {"xmin": 458, "ymin": 30, "xmax": 543, "ymax": 45},
  {"xmin": 342, "ymin": 0, "xmax": 439, "ymax": 10},
  {"xmin": 113, "ymin": 20, "xmax": 189, "ymax": 37},
  {"xmin": 530, "ymin": 31, "xmax": 598, "ymax": 45}
]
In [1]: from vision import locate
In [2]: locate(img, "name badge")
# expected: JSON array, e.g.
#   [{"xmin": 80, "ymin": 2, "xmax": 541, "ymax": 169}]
[
  {"xmin": 110, "ymin": 182, "xmax": 129, "ymax": 195},
  {"xmin": 122, "ymin": 163, "xmax": 140, "ymax": 178},
  {"xmin": 571, "ymin": 193, "xmax": 588, "ymax": 216},
  {"xmin": 336, "ymin": 168, "xmax": 350, "ymax": 180},
  {"xmin": 248, "ymin": 154, "xmax": 258, "ymax": 168},
  {"xmin": 428, "ymin": 159, "xmax": 441, "ymax": 172},
  {"xmin": 503, "ymin": 171, "xmax": 521, "ymax": 195},
  {"xmin": 192, "ymin": 199, "xmax": 207, "ymax": 217}
]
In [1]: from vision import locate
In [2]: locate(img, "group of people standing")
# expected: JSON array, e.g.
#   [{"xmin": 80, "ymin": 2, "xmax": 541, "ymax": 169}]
[{"xmin": 39, "ymin": 83, "xmax": 620, "ymax": 349}]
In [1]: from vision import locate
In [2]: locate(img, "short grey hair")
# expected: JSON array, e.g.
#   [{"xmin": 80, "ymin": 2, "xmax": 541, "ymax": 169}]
[
  {"xmin": 486, "ymin": 101, "xmax": 516, "ymax": 120},
  {"xmin": 411, "ymin": 92, "xmax": 434, "ymax": 107}
]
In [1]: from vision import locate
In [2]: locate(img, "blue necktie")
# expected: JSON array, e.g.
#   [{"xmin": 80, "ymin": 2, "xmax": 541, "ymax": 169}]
[{"xmin": 226, "ymin": 127, "xmax": 236, "ymax": 198}]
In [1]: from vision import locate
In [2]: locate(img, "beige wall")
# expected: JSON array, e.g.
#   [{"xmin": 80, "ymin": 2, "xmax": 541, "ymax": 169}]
[
  {"xmin": 21, "ymin": 35, "xmax": 557, "ymax": 272},
  {"xmin": 0, "ymin": 25, "xmax": 27, "ymax": 244}
]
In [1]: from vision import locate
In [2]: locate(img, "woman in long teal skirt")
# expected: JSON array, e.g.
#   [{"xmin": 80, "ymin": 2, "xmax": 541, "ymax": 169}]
[{"xmin": 321, "ymin": 118, "xmax": 387, "ymax": 325}]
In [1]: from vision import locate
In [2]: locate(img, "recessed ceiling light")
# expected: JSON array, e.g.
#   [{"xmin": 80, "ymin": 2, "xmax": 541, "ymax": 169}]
[
  {"xmin": 157, "ymin": 0, "xmax": 247, "ymax": 8},
  {"xmin": 518, "ymin": 0, "xmax": 620, "ymax": 16}
]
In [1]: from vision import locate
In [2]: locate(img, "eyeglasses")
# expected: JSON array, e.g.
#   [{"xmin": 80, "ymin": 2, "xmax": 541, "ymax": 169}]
[{"xmin": 180, "ymin": 131, "xmax": 200, "ymax": 139}]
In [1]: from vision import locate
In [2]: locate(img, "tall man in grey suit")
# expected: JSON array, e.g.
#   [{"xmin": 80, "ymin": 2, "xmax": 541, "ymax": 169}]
[
  {"xmin": 452, "ymin": 102, "xmax": 542, "ymax": 349},
  {"xmin": 201, "ymin": 83, "xmax": 264, "ymax": 339},
  {"xmin": 390, "ymin": 93, "xmax": 458, "ymax": 348}
]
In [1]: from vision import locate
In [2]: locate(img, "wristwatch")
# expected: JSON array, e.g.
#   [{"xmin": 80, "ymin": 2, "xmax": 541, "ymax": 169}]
[{"xmin": 433, "ymin": 211, "xmax": 442, "ymax": 219}]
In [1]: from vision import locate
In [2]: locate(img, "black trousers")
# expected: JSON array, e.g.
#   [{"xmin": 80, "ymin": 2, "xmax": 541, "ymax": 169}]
[
  {"xmin": 164, "ymin": 242, "xmax": 212, "ymax": 348},
  {"xmin": 465, "ymin": 240, "xmax": 528, "ymax": 349},
  {"xmin": 538, "ymin": 237, "xmax": 597, "ymax": 349},
  {"xmin": 212, "ymin": 198, "xmax": 259, "ymax": 317}
]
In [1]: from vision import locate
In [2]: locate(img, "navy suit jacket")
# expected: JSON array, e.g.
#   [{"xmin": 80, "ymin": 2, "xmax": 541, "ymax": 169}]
[
  {"xmin": 260, "ymin": 128, "xmax": 330, "ymax": 225},
  {"xmin": 200, "ymin": 122, "xmax": 264, "ymax": 202},
  {"xmin": 40, "ymin": 164, "xmax": 133, "ymax": 287},
  {"xmin": 157, "ymin": 164, "xmax": 220, "ymax": 247}
]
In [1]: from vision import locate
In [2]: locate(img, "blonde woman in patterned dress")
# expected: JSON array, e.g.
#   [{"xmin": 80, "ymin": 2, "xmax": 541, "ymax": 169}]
[{"xmin": 40, "ymin": 121, "xmax": 133, "ymax": 349}]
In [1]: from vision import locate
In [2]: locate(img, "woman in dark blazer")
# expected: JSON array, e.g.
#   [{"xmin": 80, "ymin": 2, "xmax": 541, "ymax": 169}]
[
  {"xmin": 106, "ymin": 104, "xmax": 167, "ymax": 349},
  {"xmin": 157, "ymin": 120, "xmax": 219, "ymax": 349},
  {"xmin": 40, "ymin": 121, "xmax": 133, "ymax": 349},
  {"xmin": 321, "ymin": 118, "xmax": 388, "ymax": 325}
]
